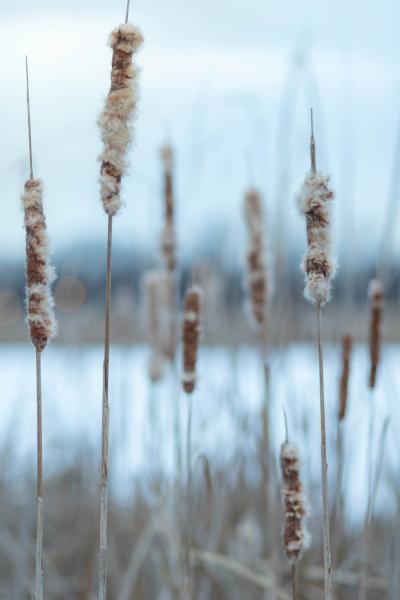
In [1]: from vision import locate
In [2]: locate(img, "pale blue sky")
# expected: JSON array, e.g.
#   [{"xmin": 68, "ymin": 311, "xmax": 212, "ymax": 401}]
[{"xmin": 0, "ymin": 0, "xmax": 399, "ymax": 268}]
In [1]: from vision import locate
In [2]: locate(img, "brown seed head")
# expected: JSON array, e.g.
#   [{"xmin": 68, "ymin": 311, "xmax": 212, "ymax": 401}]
[
  {"xmin": 296, "ymin": 172, "xmax": 336, "ymax": 306},
  {"xmin": 280, "ymin": 442, "xmax": 309, "ymax": 562},
  {"xmin": 243, "ymin": 188, "xmax": 271, "ymax": 328},
  {"xmin": 368, "ymin": 278, "xmax": 384, "ymax": 389},
  {"xmin": 21, "ymin": 179, "xmax": 57, "ymax": 352},
  {"xmin": 338, "ymin": 334, "xmax": 353, "ymax": 421},
  {"xmin": 160, "ymin": 144, "xmax": 176, "ymax": 271},
  {"xmin": 98, "ymin": 24, "xmax": 144, "ymax": 216},
  {"xmin": 182, "ymin": 286, "xmax": 203, "ymax": 394}
]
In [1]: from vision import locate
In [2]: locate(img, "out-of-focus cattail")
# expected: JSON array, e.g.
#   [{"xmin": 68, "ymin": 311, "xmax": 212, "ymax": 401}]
[
  {"xmin": 368, "ymin": 278, "xmax": 384, "ymax": 389},
  {"xmin": 22, "ymin": 179, "xmax": 57, "ymax": 352},
  {"xmin": 141, "ymin": 270, "xmax": 167, "ymax": 382},
  {"xmin": 280, "ymin": 442, "xmax": 309, "ymax": 563},
  {"xmin": 243, "ymin": 188, "xmax": 271, "ymax": 328},
  {"xmin": 193, "ymin": 262, "xmax": 220, "ymax": 335},
  {"xmin": 98, "ymin": 24, "xmax": 143, "ymax": 216},
  {"xmin": 296, "ymin": 173, "xmax": 336, "ymax": 307},
  {"xmin": 182, "ymin": 286, "xmax": 203, "ymax": 394},
  {"xmin": 338, "ymin": 334, "xmax": 353, "ymax": 421},
  {"xmin": 160, "ymin": 144, "xmax": 176, "ymax": 271}
]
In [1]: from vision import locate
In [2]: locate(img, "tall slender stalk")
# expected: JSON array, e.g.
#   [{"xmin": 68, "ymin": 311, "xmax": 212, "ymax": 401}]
[
  {"xmin": 23, "ymin": 56, "xmax": 56, "ymax": 600},
  {"xmin": 184, "ymin": 394, "xmax": 194, "ymax": 599},
  {"xmin": 316, "ymin": 305, "xmax": 333, "ymax": 599},
  {"xmin": 96, "ymin": 3, "xmax": 143, "ymax": 593},
  {"xmin": 35, "ymin": 349, "xmax": 44, "ymax": 600},
  {"xmin": 296, "ymin": 109, "xmax": 335, "ymax": 599},
  {"xmin": 99, "ymin": 215, "xmax": 113, "ymax": 600}
]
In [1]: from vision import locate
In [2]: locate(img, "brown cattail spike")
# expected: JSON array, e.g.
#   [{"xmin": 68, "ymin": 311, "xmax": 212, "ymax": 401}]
[
  {"xmin": 243, "ymin": 188, "xmax": 271, "ymax": 328},
  {"xmin": 22, "ymin": 179, "xmax": 57, "ymax": 352},
  {"xmin": 297, "ymin": 172, "xmax": 336, "ymax": 307},
  {"xmin": 368, "ymin": 278, "xmax": 384, "ymax": 389},
  {"xmin": 182, "ymin": 286, "xmax": 203, "ymax": 394},
  {"xmin": 160, "ymin": 144, "xmax": 176, "ymax": 271},
  {"xmin": 141, "ymin": 269, "xmax": 174, "ymax": 382},
  {"xmin": 280, "ymin": 442, "xmax": 310, "ymax": 562},
  {"xmin": 98, "ymin": 24, "xmax": 143, "ymax": 216},
  {"xmin": 338, "ymin": 334, "xmax": 352, "ymax": 421}
]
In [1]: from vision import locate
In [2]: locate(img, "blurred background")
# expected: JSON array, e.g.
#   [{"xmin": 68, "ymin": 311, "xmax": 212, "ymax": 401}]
[
  {"xmin": 0, "ymin": 0, "xmax": 399, "ymax": 342},
  {"xmin": 0, "ymin": 2, "xmax": 399, "ymax": 597}
]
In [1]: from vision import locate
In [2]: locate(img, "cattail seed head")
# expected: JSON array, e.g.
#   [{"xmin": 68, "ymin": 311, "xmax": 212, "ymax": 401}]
[
  {"xmin": 141, "ymin": 269, "xmax": 168, "ymax": 382},
  {"xmin": 296, "ymin": 172, "xmax": 336, "ymax": 307},
  {"xmin": 280, "ymin": 442, "xmax": 309, "ymax": 563},
  {"xmin": 98, "ymin": 24, "xmax": 144, "ymax": 216},
  {"xmin": 21, "ymin": 179, "xmax": 57, "ymax": 352},
  {"xmin": 182, "ymin": 286, "xmax": 203, "ymax": 394},
  {"xmin": 160, "ymin": 144, "xmax": 176, "ymax": 271},
  {"xmin": 338, "ymin": 334, "xmax": 352, "ymax": 421},
  {"xmin": 243, "ymin": 188, "xmax": 271, "ymax": 328},
  {"xmin": 368, "ymin": 278, "xmax": 384, "ymax": 389}
]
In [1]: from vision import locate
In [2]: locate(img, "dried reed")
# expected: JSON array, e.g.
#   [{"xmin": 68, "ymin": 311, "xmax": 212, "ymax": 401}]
[
  {"xmin": 243, "ymin": 187, "xmax": 271, "ymax": 331},
  {"xmin": 280, "ymin": 442, "xmax": 309, "ymax": 599},
  {"xmin": 160, "ymin": 144, "xmax": 176, "ymax": 272},
  {"xmin": 141, "ymin": 269, "xmax": 169, "ymax": 382},
  {"xmin": 182, "ymin": 285, "xmax": 203, "ymax": 598},
  {"xmin": 367, "ymin": 278, "xmax": 384, "ymax": 389},
  {"xmin": 182, "ymin": 286, "xmax": 203, "ymax": 395},
  {"xmin": 338, "ymin": 334, "xmax": 352, "ymax": 421},
  {"xmin": 160, "ymin": 144, "xmax": 178, "ymax": 364},
  {"xmin": 97, "ymin": 6, "xmax": 143, "ymax": 598},
  {"xmin": 297, "ymin": 110, "xmax": 335, "ymax": 600},
  {"xmin": 22, "ymin": 56, "xmax": 57, "ymax": 600}
]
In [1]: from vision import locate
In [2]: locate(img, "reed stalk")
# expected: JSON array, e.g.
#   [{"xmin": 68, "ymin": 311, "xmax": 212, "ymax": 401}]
[
  {"xmin": 96, "ymin": 4, "xmax": 143, "ymax": 595},
  {"xmin": 296, "ymin": 110, "xmax": 335, "ymax": 599},
  {"xmin": 181, "ymin": 286, "xmax": 203, "ymax": 598},
  {"xmin": 22, "ymin": 57, "xmax": 57, "ymax": 600}
]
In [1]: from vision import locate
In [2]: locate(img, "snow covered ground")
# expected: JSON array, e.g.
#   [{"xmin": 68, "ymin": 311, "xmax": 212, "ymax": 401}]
[{"xmin": 0, "ymin": 342, "xmax": 398, "ymax": 524}]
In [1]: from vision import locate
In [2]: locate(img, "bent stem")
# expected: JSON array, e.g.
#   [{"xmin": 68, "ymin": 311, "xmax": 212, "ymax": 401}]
[
  {"xmin": 35, "ymin": 349, "xmax": 43, "ymax": 600},
  {"xmin": 99, "ymin": 215, "xmax": 113, "ymax": 600},
  {"xmin": 316, "ymin": 304, "xmax": 334, "ymax": 600}
]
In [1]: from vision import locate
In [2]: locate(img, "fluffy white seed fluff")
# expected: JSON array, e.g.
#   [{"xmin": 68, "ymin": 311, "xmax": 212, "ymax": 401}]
[
  {"xmin": 98, "ymin": 24, "xmax": 144, "ymax": 216},
  {"xmin": 280, "ymin": 442, "xmax": 310, "ymax": 563},
  {"xmin": 296, "ymin": 172, "xmax": 336, "ymax": 307},
  {"xmin": 21, "ymin": 179, "xmax": 57, "ymax": 351}
]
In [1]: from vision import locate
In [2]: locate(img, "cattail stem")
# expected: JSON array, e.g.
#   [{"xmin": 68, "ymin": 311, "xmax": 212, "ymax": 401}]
[
  {"xmin": 291, "ymin": 563, "xmax": 299, "ymax": 600},
  {"xmin": 99, "ymin": 214, "xmax": 113, "ymax": 600},
  {"xmin": 25, "ymin": 56, "xmax": 34, "ymax": 180},
  {"xmin": 183, "ymin": 394, "xmax": 194, "ymax": 599},
  {"xmin": 316, "ymin": 304, "xmax": 334, "ymax": 600},
  {"xmin": 35, "ymin": 348, "xmax": 43, "ymax": 600},
  {"xmin": 125, "ymin": 0, "xmax": 131, "ymax": 23}
]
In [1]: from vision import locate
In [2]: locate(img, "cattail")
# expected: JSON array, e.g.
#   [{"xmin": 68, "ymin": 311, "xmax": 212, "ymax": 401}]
[
  {"xmin": 98, "ymin": 24, "xmax": 143, "ymax": 216},
  {"xmin": 97, "ymin": 12, "xmax": 144, "ymax": 600},
  {"xmin": 243, "ymin": 188, "xmax": 271, "ymax": 327},
  {"xmin": 280, "ymin": 442, "xmax": 309, "ymax": 562},
  {"xmin": 296, "ymin": 173, "xmax": 336, "ymax": 307},
  {"xmin": 22, "ymin": 179, "xmax": 57, "ymax": 351},
  {"xmin": 160, "ymin": 144, "xmax": 176, "ymax": 271},
  {"xmin": 297, "ymin": 112, "xmax": 334, "ymax": 600},
  {"xmin": 182, "ymin": 286, "xmax": 203, "ymax": 394},
  {"xmin": 338, "ymin": 334, "xmax": 353, "ymax": 421},
  {"xmin": 368, "ymin": 278, "xmax": 384, "ymax": 389},
  {"xmin": 141, "ymin": 269, "xmax": 169, "ymax": 382}
]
